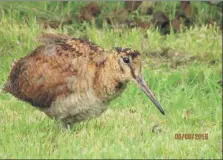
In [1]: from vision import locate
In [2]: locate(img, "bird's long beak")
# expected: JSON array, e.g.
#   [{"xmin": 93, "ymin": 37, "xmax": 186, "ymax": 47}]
[{"xmin": 136, "ymin": 74, "xmax": 165, "ymax": 115}]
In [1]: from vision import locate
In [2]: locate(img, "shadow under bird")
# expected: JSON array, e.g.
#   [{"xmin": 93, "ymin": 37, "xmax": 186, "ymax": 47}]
[{"xmin": 4, "ymin": 33, "xmax": 165, "ymax": 128}]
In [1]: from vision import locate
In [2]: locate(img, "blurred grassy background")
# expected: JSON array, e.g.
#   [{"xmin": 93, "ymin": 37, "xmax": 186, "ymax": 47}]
[{"xmin": 0, "ymin": 1, "xmax": 222, "ymax": 159}]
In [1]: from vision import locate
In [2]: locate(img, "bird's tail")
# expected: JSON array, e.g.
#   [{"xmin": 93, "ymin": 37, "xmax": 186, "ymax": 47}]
[
  {"xmin": 0, "ymin": 84, "xmax": 3, "ymax": 93},
  {"xmin": 1, "ymin": 58, "xmax": 18, "ymax": 94},
  {"xmin": 0, "ymin": 82, "xmax": 9, "ymax": 98},
  {"xmin": 1, "ymin": 81, "xmax": 10, "ymax": 94}
]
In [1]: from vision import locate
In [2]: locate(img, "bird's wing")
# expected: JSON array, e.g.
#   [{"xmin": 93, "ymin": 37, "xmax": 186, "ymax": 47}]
[{"xmin": 5, "ymin": 36, "xmax": 105, "ymax": 108}]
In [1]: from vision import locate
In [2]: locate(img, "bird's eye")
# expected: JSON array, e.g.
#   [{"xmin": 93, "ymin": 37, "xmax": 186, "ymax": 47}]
[{"xmin": 122, "ymin": 57, "xmax": 129, "ymax": 63}]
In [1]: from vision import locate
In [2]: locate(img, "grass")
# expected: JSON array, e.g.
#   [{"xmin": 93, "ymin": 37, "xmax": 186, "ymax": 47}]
[{"xmin": 0, "ymin": 1, "xmax": 222, "ymax": 159}]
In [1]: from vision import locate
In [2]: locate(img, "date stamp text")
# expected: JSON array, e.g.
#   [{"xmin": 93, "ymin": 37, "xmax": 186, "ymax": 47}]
[{"xmin": 175, "ymin": 133, "xmax": 208, "ymax": 140}]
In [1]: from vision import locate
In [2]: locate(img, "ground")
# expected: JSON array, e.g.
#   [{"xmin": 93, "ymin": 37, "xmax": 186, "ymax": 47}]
[{"xmin": 0, "ymin": 1, "xmax": 222, "ymax": 159}]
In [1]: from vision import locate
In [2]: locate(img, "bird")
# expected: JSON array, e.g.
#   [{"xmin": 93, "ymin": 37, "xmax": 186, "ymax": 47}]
[{"xmin": 3, "ymin": 33, "xmax": 165, "ymax": 128}]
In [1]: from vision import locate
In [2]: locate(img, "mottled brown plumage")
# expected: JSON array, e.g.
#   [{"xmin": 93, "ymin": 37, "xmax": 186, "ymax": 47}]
[{"xmin": 4, "ymin": 33, "xmax": 165, "ymax": 128}]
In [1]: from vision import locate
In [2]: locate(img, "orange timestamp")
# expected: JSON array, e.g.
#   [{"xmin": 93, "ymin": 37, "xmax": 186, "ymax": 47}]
[{"xmin": 175, "ymin": 133, "xmax": 208, "ymax": 140}]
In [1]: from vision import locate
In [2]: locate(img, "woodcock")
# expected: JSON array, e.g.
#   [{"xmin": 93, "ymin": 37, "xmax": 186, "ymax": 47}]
[{"xmin": 4, "ymin": 33, "xmax": 165, "ymax": 128}]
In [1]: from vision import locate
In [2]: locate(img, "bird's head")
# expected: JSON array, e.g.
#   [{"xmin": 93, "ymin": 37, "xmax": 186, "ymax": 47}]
[{"xmin": 114, "ymin": 47, "xmax": 165, "ymax": 115}]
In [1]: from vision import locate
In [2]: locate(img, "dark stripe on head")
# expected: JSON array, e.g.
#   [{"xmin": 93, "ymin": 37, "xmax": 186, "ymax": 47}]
[
  {"xmin": 115, "ymin": 47, "xmax": 122, "ymax": 53},
  {"xmin": 122, "ymin": 48, "xmax": 131, "ymax": 52},
  {"xmin": 126, "ymin": 51, "xmax": 140, "ymax": 59},
  {"xmin": 115, "ymin": 47, "xmax": 140, "ymax": 59}
]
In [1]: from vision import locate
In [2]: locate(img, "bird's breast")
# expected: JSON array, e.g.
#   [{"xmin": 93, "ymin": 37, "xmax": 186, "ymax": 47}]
[{"xmin": 42, "ymin": 89, "xmax": 108, "ymax": 122}]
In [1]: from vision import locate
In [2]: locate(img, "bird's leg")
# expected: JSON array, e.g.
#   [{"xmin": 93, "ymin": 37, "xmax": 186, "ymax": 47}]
[
  {"xmin": 56, "ymin": 119, "xmax": 73, "ymax": 131},
  {"xmin": 56, "ymin": 120, "xmax": 65, "ymax": 130},
  {"xmin": 64, "ymin": 122, "xmax": 73, "ymax": 130},
  {"xmin": 86, "ymin": 118, "xmax": 91, "ymax": 128}
]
